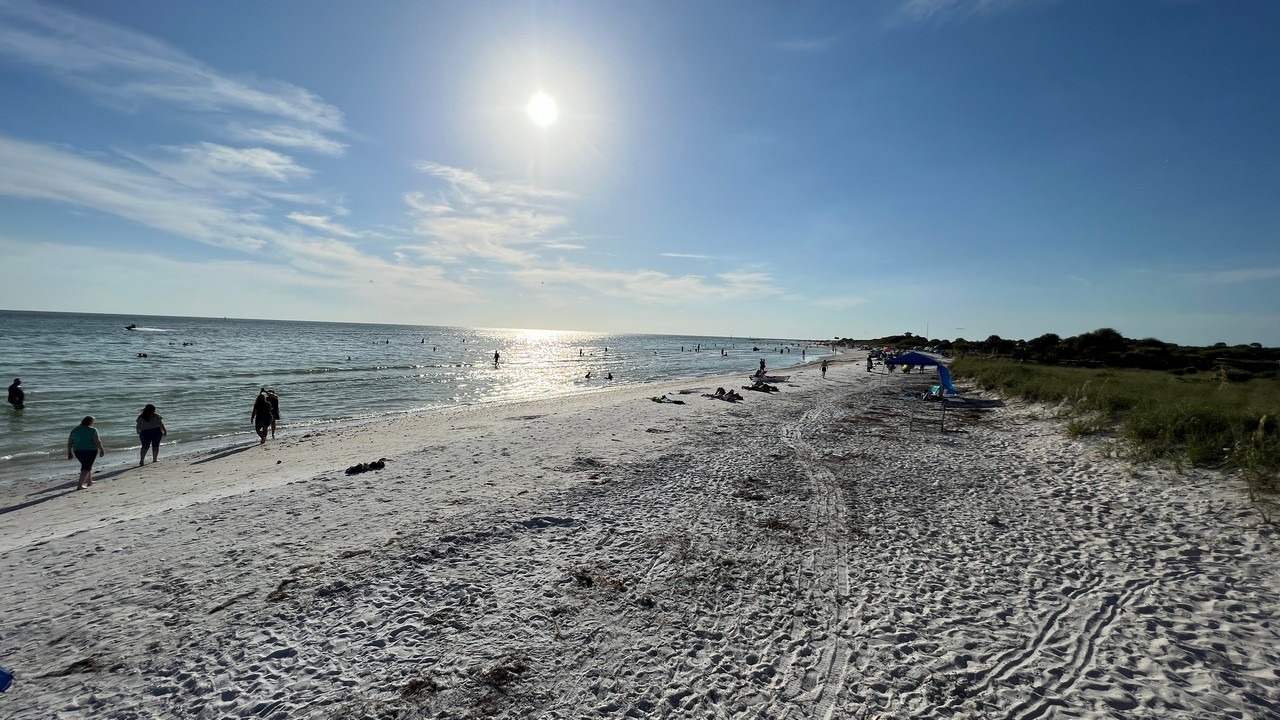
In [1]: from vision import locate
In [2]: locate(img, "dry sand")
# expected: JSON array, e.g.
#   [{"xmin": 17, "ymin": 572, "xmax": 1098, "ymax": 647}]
[{"xmin": 1, "ymin": 355, "xmax": 1277, "ymax": 719}]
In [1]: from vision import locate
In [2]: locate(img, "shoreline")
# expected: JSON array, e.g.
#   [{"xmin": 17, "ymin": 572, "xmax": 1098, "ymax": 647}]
[
  {"xmin": 0, "ymin": 360, "xmax": 835, "ymax": 553},
  {"xmin": 0, "ymin": 347, "xmax": 834, "ymax": 492},
  {"xmin": 2, "ymin": 351, "xmax": 1276, "ymax": 718}
]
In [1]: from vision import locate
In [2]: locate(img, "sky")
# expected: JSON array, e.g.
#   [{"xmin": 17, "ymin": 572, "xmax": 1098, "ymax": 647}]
[{"xmin": 1, "ymin": 0, "xmax": 1278, "ymax": 345}]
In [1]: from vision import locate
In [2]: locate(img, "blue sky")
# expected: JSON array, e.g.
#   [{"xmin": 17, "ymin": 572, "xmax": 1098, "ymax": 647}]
[{"xmin": 1, "ymin": 0, "xmax": 1277, "ymax": 345}]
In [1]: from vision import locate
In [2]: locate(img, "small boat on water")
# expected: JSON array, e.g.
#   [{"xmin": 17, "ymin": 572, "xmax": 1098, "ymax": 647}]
[{"xmin": 125, "ymin": 324, "xmax": 137, "ymax": 330}]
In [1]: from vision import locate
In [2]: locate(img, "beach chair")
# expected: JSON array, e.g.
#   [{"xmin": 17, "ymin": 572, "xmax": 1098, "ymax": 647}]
[{"xmin": 936, "ymin": 365, "xmax": 959, "ymax": 396}]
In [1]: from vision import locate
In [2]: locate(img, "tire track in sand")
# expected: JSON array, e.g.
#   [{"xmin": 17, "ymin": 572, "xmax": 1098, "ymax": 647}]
[
  {"xmin": 773, "ymin": 403, "xmax": 857, "ymax": 720},
  {"xmin": 999, "ymin": 577, "xmax": 1155, "ymax": 720}
]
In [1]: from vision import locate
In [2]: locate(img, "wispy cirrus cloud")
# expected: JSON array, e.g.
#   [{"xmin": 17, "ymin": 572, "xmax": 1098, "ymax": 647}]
[
  {"xmin": 896, "ymin": 0, "xmax": 1041, "ymax": 23},
  {"xmin": 227, "ymin": 124, "xmax": 347, "ymax": 157},
  {"xmin": 0, "ymin": 234, "xmax": 474, "ymax": 319},
  {"xmin": 404, "ymin": 163, "xmax": 784, "ymax": 303},
  {"xmin": 0, "ymin": 135, "xmax": 279, "ymax": 252},
  {"xmin": 415, "ymin": 162, "xmax": 575, "ymax": 205},
  {"xmin": 404, "ymin": 163, "xmax": 575, "ymax": 266},
  {"xmin": 287, "ymin": 212, "xmax": 361, "ymax": 238},
  {"xmin": 0, "ymin": 0, "xmax": 345, "ymax": 154},
  {"xmin": 0, "ymin": 134, "xmax": 442, "ymax": 295},
  {"xmin": 120, "ymin": 142, "xmax": 312, "ymax": 192},
  {"xmin": 510, "ymin": 264, "xmax": 782, "ymax": 305},
  {"xmin": 661, "ymin": 252, "xmax": 714, "ymax": 260}
]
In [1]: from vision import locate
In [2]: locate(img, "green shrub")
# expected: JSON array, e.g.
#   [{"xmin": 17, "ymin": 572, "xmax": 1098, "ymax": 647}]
[{"xmin": 951, "ymin": 358, "xmax": 1280, "ymax": 484}]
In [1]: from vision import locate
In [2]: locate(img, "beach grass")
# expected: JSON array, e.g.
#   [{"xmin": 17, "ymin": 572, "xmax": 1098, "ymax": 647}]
[{"xmin": 951, "ymin": 358, "xmax": 1280, "ymax": 502}]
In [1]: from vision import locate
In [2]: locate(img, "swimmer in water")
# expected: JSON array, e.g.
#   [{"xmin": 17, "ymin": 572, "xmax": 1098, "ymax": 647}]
[{"xmin": 8, "ymin": 378, "xmax": 24, "ymax": 410}]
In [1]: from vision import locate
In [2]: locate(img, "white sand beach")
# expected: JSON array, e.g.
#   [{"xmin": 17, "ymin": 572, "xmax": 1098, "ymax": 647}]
[{"xmin": 1, "ymin": 355, "xmax": 1277, "ymax": 719}]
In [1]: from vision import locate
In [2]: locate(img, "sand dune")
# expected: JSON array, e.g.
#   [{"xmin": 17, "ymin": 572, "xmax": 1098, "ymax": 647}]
[{"xmin": 1, "ymin": 356, "xmax": 1276, "ymax": 718}]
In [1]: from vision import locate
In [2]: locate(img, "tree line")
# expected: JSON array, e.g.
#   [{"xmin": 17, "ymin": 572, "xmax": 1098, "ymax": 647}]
[{"xmin": 837, "ymin": 329, "xmax": 1280, "ymax": 379}]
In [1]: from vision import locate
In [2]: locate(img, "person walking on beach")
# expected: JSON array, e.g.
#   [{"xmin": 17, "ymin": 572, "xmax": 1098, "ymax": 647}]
[
  {"xmin": 266, "ymin": 389, "xmax": 280, "ymax": 438},
  {"xmin": 7, "ymin": 378, "xmax": 23, "ymax": 410},
  {"xmin": 251, "ymin": 391, "xmax": 273, "ymax": 445},
  {"xmin": 67, "ymin": 416, "xmax": 105, "ymax": 489},
  {"xmin": 135, "ymin": 404, "xmax": 167, "ymax": 465},
  {"xmin": 821, "ymin": 359, "xmax": 828, "ymax": 378}
]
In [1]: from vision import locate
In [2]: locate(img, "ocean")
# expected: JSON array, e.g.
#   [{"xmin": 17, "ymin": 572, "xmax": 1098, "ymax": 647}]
[{"xmin": 0, "ymin": 310, "xmax": 828, "ymax": 489}]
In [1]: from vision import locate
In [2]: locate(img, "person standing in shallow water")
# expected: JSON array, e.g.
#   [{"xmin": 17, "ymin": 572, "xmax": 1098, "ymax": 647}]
[
  {"xmin": 7, "ymin": 378, "xmax": 23, "ymax": 409},
  {"xmin": 135, "ymin": 404, "xmax": 167, "ymax": 465},
  {"xmin": 266, "ymin": 389, "xmax": 280, "ymax": 439},
  {"xmin": 67, "ymin": 416, "xmax": 105, "ymax": 489},
  {"xmin": 251, "ymin": 392, "xmax": 273, "ymax": 445}
]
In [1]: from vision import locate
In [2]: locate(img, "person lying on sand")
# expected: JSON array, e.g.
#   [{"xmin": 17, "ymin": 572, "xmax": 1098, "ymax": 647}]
[{"xmin": 704, "ymin": 387, "xmax": 742, "ymax": 402}]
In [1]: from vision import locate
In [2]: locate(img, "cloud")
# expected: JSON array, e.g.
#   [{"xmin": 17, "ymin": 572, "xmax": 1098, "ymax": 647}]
[
  {"xmin": 227, "ymin": 124, "xmax": 347, "ymax": 157},
  {"xmin": 0, "ymin": 135, "xmax": 464, "ymax": 296},
  {"xmin": 0, "ymin": 135, "xmax": 282, "ymax": 251},
  {"xmin": 0, "ymin": 0, "xmax": 345, "ymax": 152},
  {"xmin": 404, "ymin": 164, "xmax": 576, "ymax": 266},
  {"xmin": 415, "ymin": 162, "xmax": 575, "ymax": 204},
  {"xmin": 120, "ymin": 142, "xmax": 312, "ymax": 192},
  {"xmin": 403, "ymin": 163, "xmax": 786, "ymax": 305},
  {"xmin": 895, "ymin": 0, "xmax": 1039, "ymax": 23},
  {"xmin": 509, "ymin": 263, "xmax": 783, "ymax": 305},
  {"xmin": 661, "ymin": 252, "xmax": 713, "ymax": 260},
  {"xmin": 1182, "ymin": 266, "xmax": 1280, "ymax": 285},
  {"xmin": 0, "ymin": 234, "xmax": 474, "ymax": 321},
  {"xmin": 287, "ymin": 212, "xmax": 361, "ymax": 238}
]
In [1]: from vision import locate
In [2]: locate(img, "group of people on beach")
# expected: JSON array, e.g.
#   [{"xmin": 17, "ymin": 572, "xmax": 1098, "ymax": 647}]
[
  {"xmin": 10, "ymin": 380, "xmax": 283, "ymax": 489},
  {"xmin": 65, "ymin": 405, "xmax": 168, "ymax": 490}
]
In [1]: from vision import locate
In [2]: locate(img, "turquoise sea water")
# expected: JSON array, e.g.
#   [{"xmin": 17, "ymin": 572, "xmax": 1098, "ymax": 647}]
[{"xmin": 0, "ymin": 310, "xmax": 827, "ymax": 488}]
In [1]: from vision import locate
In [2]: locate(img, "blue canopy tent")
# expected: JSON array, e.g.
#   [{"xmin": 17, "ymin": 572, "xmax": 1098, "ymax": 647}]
[
  {"xmin": 883, "ymin": 351, "xmax": 940, "ymax": 367},
  {"xmin": 884, "ymin": 352, "xmax": 960, "ymax": 397}
]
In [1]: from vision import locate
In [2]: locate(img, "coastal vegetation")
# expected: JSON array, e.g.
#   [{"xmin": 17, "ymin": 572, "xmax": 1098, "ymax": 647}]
[
  {"xmin": 839, "ymin": 328, "xmax": 1279, "ymax": 520},
  {"xmin": 949, "ymin": 357, "xmax": 1279, "ymax": 522},
  {"xmin": 840, "ymin": 327, "xmax": 1280, "ymax": 377},
  {"xmin": 957, "ymin": 356, "xmax": 1274, "ymax": 517}
]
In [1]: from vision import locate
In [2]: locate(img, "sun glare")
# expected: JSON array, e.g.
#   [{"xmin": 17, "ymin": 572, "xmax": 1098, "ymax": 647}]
[{"xmin": 526, "ymin": 92, "xmax": 559, "ymax": 127}]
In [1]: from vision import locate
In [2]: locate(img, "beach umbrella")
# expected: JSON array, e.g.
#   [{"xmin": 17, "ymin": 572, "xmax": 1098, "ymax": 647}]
[{"xmin": 883, "ymin": 351, "xmax": 939, "ymax": 367}]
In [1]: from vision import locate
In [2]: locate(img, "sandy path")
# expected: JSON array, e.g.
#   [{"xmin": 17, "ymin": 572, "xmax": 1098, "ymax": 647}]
[{"xmin": 1, "ymin": 357, "xmax": 1276, "ymax": 718}]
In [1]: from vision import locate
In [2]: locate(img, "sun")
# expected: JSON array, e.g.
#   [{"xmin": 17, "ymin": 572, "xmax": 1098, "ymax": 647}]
[{"xmin": 525, "ymin": 92, "xmax": 559, "ymax": 127}]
